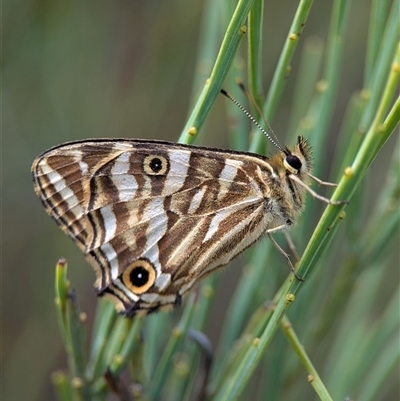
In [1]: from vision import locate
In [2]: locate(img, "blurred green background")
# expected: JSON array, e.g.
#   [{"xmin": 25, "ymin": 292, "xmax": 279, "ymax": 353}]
[{"xmin": 3, "ymin": 0, "xmax": 397, "ymax": 400}]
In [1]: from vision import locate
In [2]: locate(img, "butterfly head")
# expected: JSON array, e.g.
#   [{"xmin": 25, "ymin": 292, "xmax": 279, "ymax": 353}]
[
  {"xmin": 283, "ymin": 136, "xmax": 313, "ymax": 177},
  {"xmin": 264, "ymin": 135, "xmax": 314, "ymax": 219}
]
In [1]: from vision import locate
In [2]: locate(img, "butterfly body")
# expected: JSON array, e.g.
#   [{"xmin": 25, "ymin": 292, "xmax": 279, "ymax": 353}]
[{"xmin": 32, "ymin": 136, "xmax": 313, "ymax": 316}]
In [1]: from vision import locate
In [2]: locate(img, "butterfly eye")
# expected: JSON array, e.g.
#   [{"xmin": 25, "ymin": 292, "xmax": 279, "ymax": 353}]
[
  {"xmin": 284, "ymin": 154, "xmax": 302, "ymax": 174},
  {"xmin": 143, "ymin": 154, "xmax": 169, "ymax": 175},
  {"xmin": 122, "ymin": 259, "xmax": 156, "ymax": 294}
]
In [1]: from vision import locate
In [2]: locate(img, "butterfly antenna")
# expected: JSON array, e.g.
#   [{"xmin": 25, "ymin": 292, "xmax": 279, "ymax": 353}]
[
  {"xmin": 236, "ymin": 80, "xmax": 283, "ymax": 149},
  {"xmin": 220, "ymin": 88, "xmax": 284, "ymax": 152}
]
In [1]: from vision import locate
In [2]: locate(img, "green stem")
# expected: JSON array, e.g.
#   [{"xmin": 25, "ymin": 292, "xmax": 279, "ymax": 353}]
[
  {"xmin": 281, "ymin": 315, "xmax": 333, "ymax": 401},
  {"xmin": 249, "ymin": 0, "xmax": 314, "ymax": 153},
  {"xmin": 179, "ymin": 0, "xmax": 256, "ymax": 145}
]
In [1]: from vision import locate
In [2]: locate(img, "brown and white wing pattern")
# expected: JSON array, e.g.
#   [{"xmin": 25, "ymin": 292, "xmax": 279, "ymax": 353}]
[{"xmin": 32, "ymin": 139, "xmax": 283, "ymax": 315}]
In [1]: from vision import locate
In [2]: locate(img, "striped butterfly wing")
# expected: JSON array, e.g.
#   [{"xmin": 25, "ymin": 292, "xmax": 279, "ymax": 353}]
[{"xmin": 32, "ymin": 139, "xmax": 273, "ymax": 315}]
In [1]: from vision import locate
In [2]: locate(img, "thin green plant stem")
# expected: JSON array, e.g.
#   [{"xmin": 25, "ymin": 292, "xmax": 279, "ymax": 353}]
[
  {"xmin": 212, "ymin": 282, "xmax": 296, "ymax": 401},
  {"xmin": 224, "ymin": 75, "xmax": 249, "ymax": 151},
  {"xmin": 222, "ymin": 0, "xmax": 249, "ymax": 151},
  {"xmin": 213, "ymin": 218, "xmax": 340, "ymax": 397},
  {"xmin": 209, "ymin": 301, "xmax": 276, "ymax": 396},
  {"xmin": 323, "ymin": 260, "xmax": 396, "ymax": 396},
  {"xmin": 357, "ymin": 285, "xmax": 400, "ymax": 395},
  {"xmin": 361, "ymin": 136, "xmax": 400, "ymax": 262},
  {"xmin": 382, "ymin": 90, "xmax": 400, "ymax": 133},
  {"xmin": 351, "ymin": 49, "xmax": 399, "ymax": 170},
  {"xmin": 305, "ymin": 0, "xmax": 352, "ymax": 172},
  {"xmin": 356, "ymin": 288, "xmax": 400, "ymax": 401},
  {"xmin": 286, "ymin": 36, "xmax": 324, "ymax": 142},
  {"xmin": 249, "ymin": 0, "xmax": 314, "ymax": 153},
  {"xmin": 174, "ymin": 280, "xmax": 218, "ymax": 400},
  {"xmin": 89, "ymin": 317, "xmax": 144, "ymax": 397},
  {"xmin": 180, "ymin": 330, "xmax": 214, "ymax": 401},
  {"xmin": 362, "ymin": 205, "xmax": 400, "ymax": 266},
  {"xmin": 284, "ymin": 209, "xmax": 343, "ymax": 343},
  {"xmin": 54, "ymin": 259, "xmax": 91, "ymax": 400},
  {"xmin": 111, "ymin": 318, "xmax": 143, "ymax": 375},
  {"xmin": 65, "ymin": 302, "xmax": 90, "ymax": 399},
  {"xmin": 365, "ymin": 286, "xmax": 400, "ymax": 367},
  {"xmin": 87, "ymin": 300, "xmax": 118, "ymax": 379},
  {"xmin": 101, "ymin": 317, "xmax": 131, "ymax": 368},
  {"xmin": 150, "ymin": 292, "xmax": 197, "ymax": 400},
  {"xmin": 90, "ymin": 316, "xmax": 144, "ymax": 397},
  {"xmin": 173, "ymin": 355, "xmax": 196, "ymax": 401},
  {"xmin": 52, "ymin": 371, "xmax": 73, "ymax": 401},
  {"xmin": 280, "ymin": 315, "xmax": 333, "ymax": 401},
  {"xmin": 70, "ymin": 382, "xmax": 86, "ymax": 401},
  {"xmin": 179, "ymin": 0, "xmax": 256, "ymax": 145},
  {"xmin": 332, "ymin": 90, "xmax": 369, "ymax": 181},
  {"xmin": 188, "ymin": 0, "xmax": 222, "ymax": 109},
  {"xmin": 192, "ymin": 278, "xmax": 219, "ymax": 332},
  {"xmin": 364, "ymin": 0, "xmax": 391, "ymax": 86},
  {"xmin": 55, "ymin": 259, "xmax": 72, "ymax": 355},
  {"xmin": 54, "ymin": 262, "xmax": 110, "ymax": 401},
  {"xmin": 247, "ymin": 0, "xmax": 264, "ymax": 107},
  {"xmin": 358, "ymin": 0, "xmax": 399, "ymax": 133},
  {"xmin": 171, "ymin": 353, "xmax": 196, "ymax": 401},
  {"xmin": 366, "ymin": 131, "xmax": 399, "ymax": 220},
  {"xmin": 359, "ymin": 334, "xmax": 400, "ymax": 401},
  {"xmin": 213, "ymin": 243, "xmax": 273, "ymax": 361},
  {"xmin": 327, "ymin": 268, "xmax": 382, "ymax": 391},
  {"xmin": 144, "ymin": 312, "xmax": 172, "ymax": 378},
  {"xmin": 211, "ymin": 235, "xmax": 290, "ymax": 385}
]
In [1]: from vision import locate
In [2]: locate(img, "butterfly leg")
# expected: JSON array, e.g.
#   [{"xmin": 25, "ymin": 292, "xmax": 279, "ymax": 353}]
[
  {"xmin": 283, "ymin": 231, "xmax": 300, "ymax": 262},
  {"xmin": 267, "ymin": 232, "xmax": 304, "ymax": 282},
  {"xmin": 306, "ymin": 172, "xmax": 339, "ymax": 187},
  {"xmin": 104, "ymin": 368, "xmax": 132, "ymax": 400},
  {"xmin": 289, "ymin": 174, "xmax": 349, "ymax": 205}
]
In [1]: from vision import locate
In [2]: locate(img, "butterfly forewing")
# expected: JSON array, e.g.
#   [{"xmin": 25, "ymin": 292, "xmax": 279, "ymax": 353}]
[{"xmin": 33, "ymin": 139, "xmax": 304, "ymax": 315}]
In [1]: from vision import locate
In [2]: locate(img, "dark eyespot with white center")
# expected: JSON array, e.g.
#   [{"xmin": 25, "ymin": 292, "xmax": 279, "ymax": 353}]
[
  {"xmin": 143, "ymin": 154, "xmax": 169, "ymax": 175},
  {"xmin": 284, "ymin": 154, "xmax": 302, "ymax": 174},
  {"xmin": 122, "ymin": 259, "xmax": 156, "ymax": 294}
]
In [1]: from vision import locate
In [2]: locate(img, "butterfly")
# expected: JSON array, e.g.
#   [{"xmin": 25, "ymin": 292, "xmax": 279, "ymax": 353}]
[{"xmin": 31, "ymin": 133, "xmax": 345, "ymax": 316}]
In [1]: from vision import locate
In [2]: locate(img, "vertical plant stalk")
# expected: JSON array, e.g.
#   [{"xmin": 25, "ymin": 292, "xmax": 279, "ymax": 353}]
[
  {"xmin": 179, "ymin": 0, "xmax": 256, "ymax": 144},
  {"xmin": 247, "ymin": 0, "xmax": 264, "ymax": 107},
  {"xmin": 360, "ymin": 0, "xmax": 399, "ymax": 133},
  {"xmin": 280, "ymin": 315, "xmax": 333, "ymax": 401},
  {"xmin": 54, "ymin": 259, "xmax": 91, "ymax": 401},
  {"xmin": 249, "ymin": 0, "xmax": 314, "ymax": 153},
  {"xmin": 149, "ymin": 293, "xmax": 197, "ymax": 400},
  {"xmin": 364, "ymin": 0, "xmax": 391, "ymax": 85}
]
